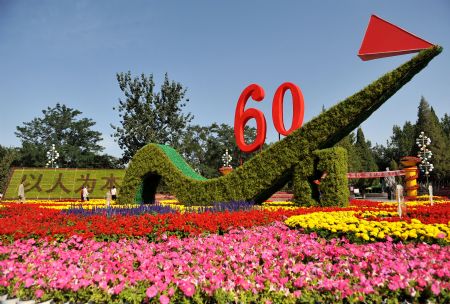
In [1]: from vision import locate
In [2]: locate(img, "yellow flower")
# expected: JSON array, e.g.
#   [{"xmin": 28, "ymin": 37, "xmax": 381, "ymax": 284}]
[{"xmin": 285, "ymin": 207, "xmax": 449, "ymax": 244}]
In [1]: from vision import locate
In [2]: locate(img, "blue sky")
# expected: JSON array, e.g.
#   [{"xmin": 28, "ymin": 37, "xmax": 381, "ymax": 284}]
[{"xmin": 0, "ymin": 0, "xmax": 449, "ymax": 158}]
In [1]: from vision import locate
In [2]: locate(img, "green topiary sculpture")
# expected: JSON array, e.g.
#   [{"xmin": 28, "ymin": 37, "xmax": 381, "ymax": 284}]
[{"xmin": 119, "ymin": 46, "xmax": 442, "ymax": 206}]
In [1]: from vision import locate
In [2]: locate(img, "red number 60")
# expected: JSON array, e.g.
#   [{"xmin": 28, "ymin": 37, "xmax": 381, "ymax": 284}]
[{"xmin": 234, "ymin": 82, "xmax": 304, "ymax": 153}]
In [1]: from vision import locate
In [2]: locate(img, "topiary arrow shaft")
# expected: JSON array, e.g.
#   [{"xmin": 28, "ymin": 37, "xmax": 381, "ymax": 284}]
[{"xmin": 120, "ymin": 46, "xmax": 442, "ymax": 206}]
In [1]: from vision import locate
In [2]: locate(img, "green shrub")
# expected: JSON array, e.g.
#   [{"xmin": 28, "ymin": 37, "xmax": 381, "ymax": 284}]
[{"xmin": 313, "ymin": 147, "xmax": 349, "ymax": 207}]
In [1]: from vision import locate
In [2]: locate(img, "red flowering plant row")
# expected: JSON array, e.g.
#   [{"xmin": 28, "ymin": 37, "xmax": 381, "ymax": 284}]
[
  {"xmin": 352, "ymin": 201, "xmax": 450, "ymax": 225},
  {"xmin": 0, "ymin": 203, "xmax": 356, "ymax": 243},
  {"xmin": 1, "ymin": 199, "xmax": 449, "ymax": 243}
]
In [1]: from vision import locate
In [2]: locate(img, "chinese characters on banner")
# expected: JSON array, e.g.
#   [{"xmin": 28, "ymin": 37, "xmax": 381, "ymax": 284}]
[
  {"xmin": 5, "ymin": 169, "xmax": 125, "ymax": 199},
  {"xmin": 347, "ymin": 170, "xmax": 406, "ymax": 179},
  {"xmin": 21, "ymin": 173, "xmax": 122, "ymax": 194}
]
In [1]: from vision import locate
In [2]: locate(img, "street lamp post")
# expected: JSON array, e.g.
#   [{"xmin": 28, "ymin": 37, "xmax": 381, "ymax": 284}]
[
  {"xmin": 46, "ymin": 144, "xmax": 60, "ymax": 168},
  {"xmin": 416, "ymin": 131, "xmax": 434, "ymax": 203}
]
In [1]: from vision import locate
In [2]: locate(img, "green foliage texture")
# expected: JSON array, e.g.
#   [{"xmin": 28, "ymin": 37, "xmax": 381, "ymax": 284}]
[
  {"xmin": 0, "ymin": 147, "xmax": 19, "ymax": 193},
  {"xmin": 119, "ymin": 46, "xmax": 442, "ymax": 206},
  {"xmin": 313, "ymin": 147, "xmax": 349, "ymax": 207}
]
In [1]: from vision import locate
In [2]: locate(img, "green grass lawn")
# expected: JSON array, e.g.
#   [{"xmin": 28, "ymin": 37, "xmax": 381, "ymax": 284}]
[{"xmin": 4, "ymin": 168, "xmax": 126, "ymax": 200}]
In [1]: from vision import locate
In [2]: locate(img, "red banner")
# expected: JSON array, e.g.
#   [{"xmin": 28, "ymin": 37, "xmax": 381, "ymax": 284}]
[{"xmin": 347, "ymin": 170, "xmax": 406, "ymax": 179}]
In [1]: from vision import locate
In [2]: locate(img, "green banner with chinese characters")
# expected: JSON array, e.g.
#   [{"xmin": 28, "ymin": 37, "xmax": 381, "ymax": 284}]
[{"xmin": 4, "ymin": 168, "xmax": 125, "ymax": 200}]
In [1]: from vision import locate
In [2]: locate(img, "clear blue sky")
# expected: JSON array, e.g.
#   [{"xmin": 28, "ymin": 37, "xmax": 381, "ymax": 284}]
[{"xmin": 1, "ymin": 0, "xmax": 449, "ymax": 158}]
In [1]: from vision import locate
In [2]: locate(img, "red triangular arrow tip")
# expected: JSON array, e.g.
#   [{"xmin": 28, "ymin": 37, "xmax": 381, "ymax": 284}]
[{"xmin": 358, "ymin": 15, "xmax": 434, "ymax": 61}]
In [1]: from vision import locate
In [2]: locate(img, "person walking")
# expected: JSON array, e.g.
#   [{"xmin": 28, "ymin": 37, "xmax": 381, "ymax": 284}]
[
  {"xmin": 111, "ymin": 185, "xmax": 117, "ymax": 200},
  {"xmin": 82, "ymin": 186, "xmax": 89, "ymax": 201},
  {"xmin": 18, "ymin": 182, "xmax": 25, "ymax": 203},
  {"xmin": 384, "ymin": 168, "xmax": 396, "ymax": 200}
]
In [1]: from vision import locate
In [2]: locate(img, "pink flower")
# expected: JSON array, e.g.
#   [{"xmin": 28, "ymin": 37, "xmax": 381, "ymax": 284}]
[
  {"xmin": 112, "ymin": 283, "xmax": 124, "ymax": 295},
  {"xmin": 146, "ymin": 285, "xmax": 158, "ymax": 298},
  {"xmin": 159, "ymin": 294, "xmax": 170, "ymax": 304},
  {"xmin": 417, "ymin": 277, "xmax": 427, "ymax": 287},
  {"xmin": 179, "ymin": 281, "xmax": 195, "ymax": 297},
  {"xmin": 437, "ymin": 233, "xmax": 446, "ymax": 239},
  {"xmin": 431, "ymin": 282, "xmax": 441, "ymax": 296},
  {"xmin": 35, "ymin": 289, "xmax": 44, "ymax": 299},
  {"xmin": 388, "ymin": 280, "xmax": 399, "ymax": 291},
  {"xmin": 24, "ymin": 278, "xmax": 34, "ymax": 288},
  {"xmin": 99, "ymin": 281, "xmax": 108, "ymax": 290}
]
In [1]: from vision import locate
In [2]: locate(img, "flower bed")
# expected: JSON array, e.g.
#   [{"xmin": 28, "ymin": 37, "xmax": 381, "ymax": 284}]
[
  {"xmin": 1, "ymin": 223, "xmax": 449, "ymax": 303},
  {"xmin": 0, "ymin": 204, "xmax": 313, "ymax": 242},
  {"xmin": 0, "ymin": 198, "xmax": 449, "ymax": 302},
  {"xmin": 285, "ymin": 210, "xmax": 449, "ymax": 244}
]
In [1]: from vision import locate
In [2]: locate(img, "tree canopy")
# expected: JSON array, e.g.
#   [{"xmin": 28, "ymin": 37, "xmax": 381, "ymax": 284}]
[
  {"xmin": 441, "ymin": 113, "xmax": 450, "ymax": 142},
  {"xmin": 112, "ymin": 72, "xmax": 193, "ymax": 164},
  {"xmin": 15, "ymin": 103, "xmax": 120, "ymax": 168},
  {"xmin": 179, "ymin": 123, "xmax": 261, "ymax": 178},
  {"xmin": 370, "ymin": 96, "xmax": 449, "ymax": 186},
  {"xmin": 412, "ymin": 97, "xmax": 450, "ymax": 182},
  {"xmin": 354, "ymin": 127, "xmax": 378, "ymax": 189}
]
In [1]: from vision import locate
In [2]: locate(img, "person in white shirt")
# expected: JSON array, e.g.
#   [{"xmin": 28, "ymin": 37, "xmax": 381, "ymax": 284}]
[
  {"xmin": 18, "ymin": 182, "xmax": 25, "ymax": 203},
  {"xmin": 111, "ymin": 186, "xmax": 117, "ymax": 200},
  {"xmin": 82, "ymin": 186, "xmax": 89, "ymax": 201}
]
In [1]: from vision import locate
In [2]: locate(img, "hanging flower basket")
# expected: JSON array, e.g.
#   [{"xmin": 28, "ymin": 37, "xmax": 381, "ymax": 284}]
[{"xmin": 219, "ymin": 166, "xmax": 233, "ymax": 175}]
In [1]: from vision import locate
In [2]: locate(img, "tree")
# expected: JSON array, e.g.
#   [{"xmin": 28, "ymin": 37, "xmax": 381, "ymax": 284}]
[
  {"xmin": 0, "ymin": 146, "xmax": 19, "ymax": 193},
  {"xmin": 112, "ymin": 72, "xmax": 193, "ymax": 163},
  {"xmin": 179, "ymin": 123, "xmax": 261, "ymax": 178},
  {"xmin": 371, "ymin": 121, "xmax": 416, "ymax": 174},
  {"xmin": 388, "ymin": 121, "xmax": 415, "ymax": 161},
  {"xmin": 371, "ymin": 143, "xmax": 392, "ymax": 172},
  {"xmin": 336, "ymin": 132, "xmax": 362, "ymax": 173},
  {"xmin": 353, "ymin": 127, "xmax": 378, "ymax": 193},
  {"xmin": 16, "ymin": 142, "xmax": 47, "ymax": 168},
  {"xmin": 441, "ymin": 113, "xmax": 450, "ymax": 142},
  {"xmin": 15, "ymin": 103, "xmax": 110, "ymax": 168},
  {"xmin": 413, "ymin": 97, "xmax": 450, "ymax": 182}
]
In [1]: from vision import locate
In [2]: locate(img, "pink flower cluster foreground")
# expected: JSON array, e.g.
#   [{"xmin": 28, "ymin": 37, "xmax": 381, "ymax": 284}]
[{"xmin": 1, "ymin": 222, "xmax": 449, "ymax": 301}]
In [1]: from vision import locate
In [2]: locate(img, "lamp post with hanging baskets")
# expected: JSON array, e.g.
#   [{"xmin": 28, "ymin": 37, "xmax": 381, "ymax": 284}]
[
  {"xmin": 416, "ymin": 131, "xmax": 434, "ymax": 204},
  {"xmin": 46, "ymin": 144, "xmax": 60, "ymax": 169},
  {"xmin": 219, "ymin": 149, "xmax": 233, "ymax": 175},
  {"xmin": 416, "ymin": 131, "xmax": 434, "ymax": 187}
]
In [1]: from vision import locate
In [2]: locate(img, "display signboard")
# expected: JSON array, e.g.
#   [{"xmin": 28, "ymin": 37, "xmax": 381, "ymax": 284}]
[{"xmin": 4, "ymin": 168, "xmax": 125, "ymax": 200}]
